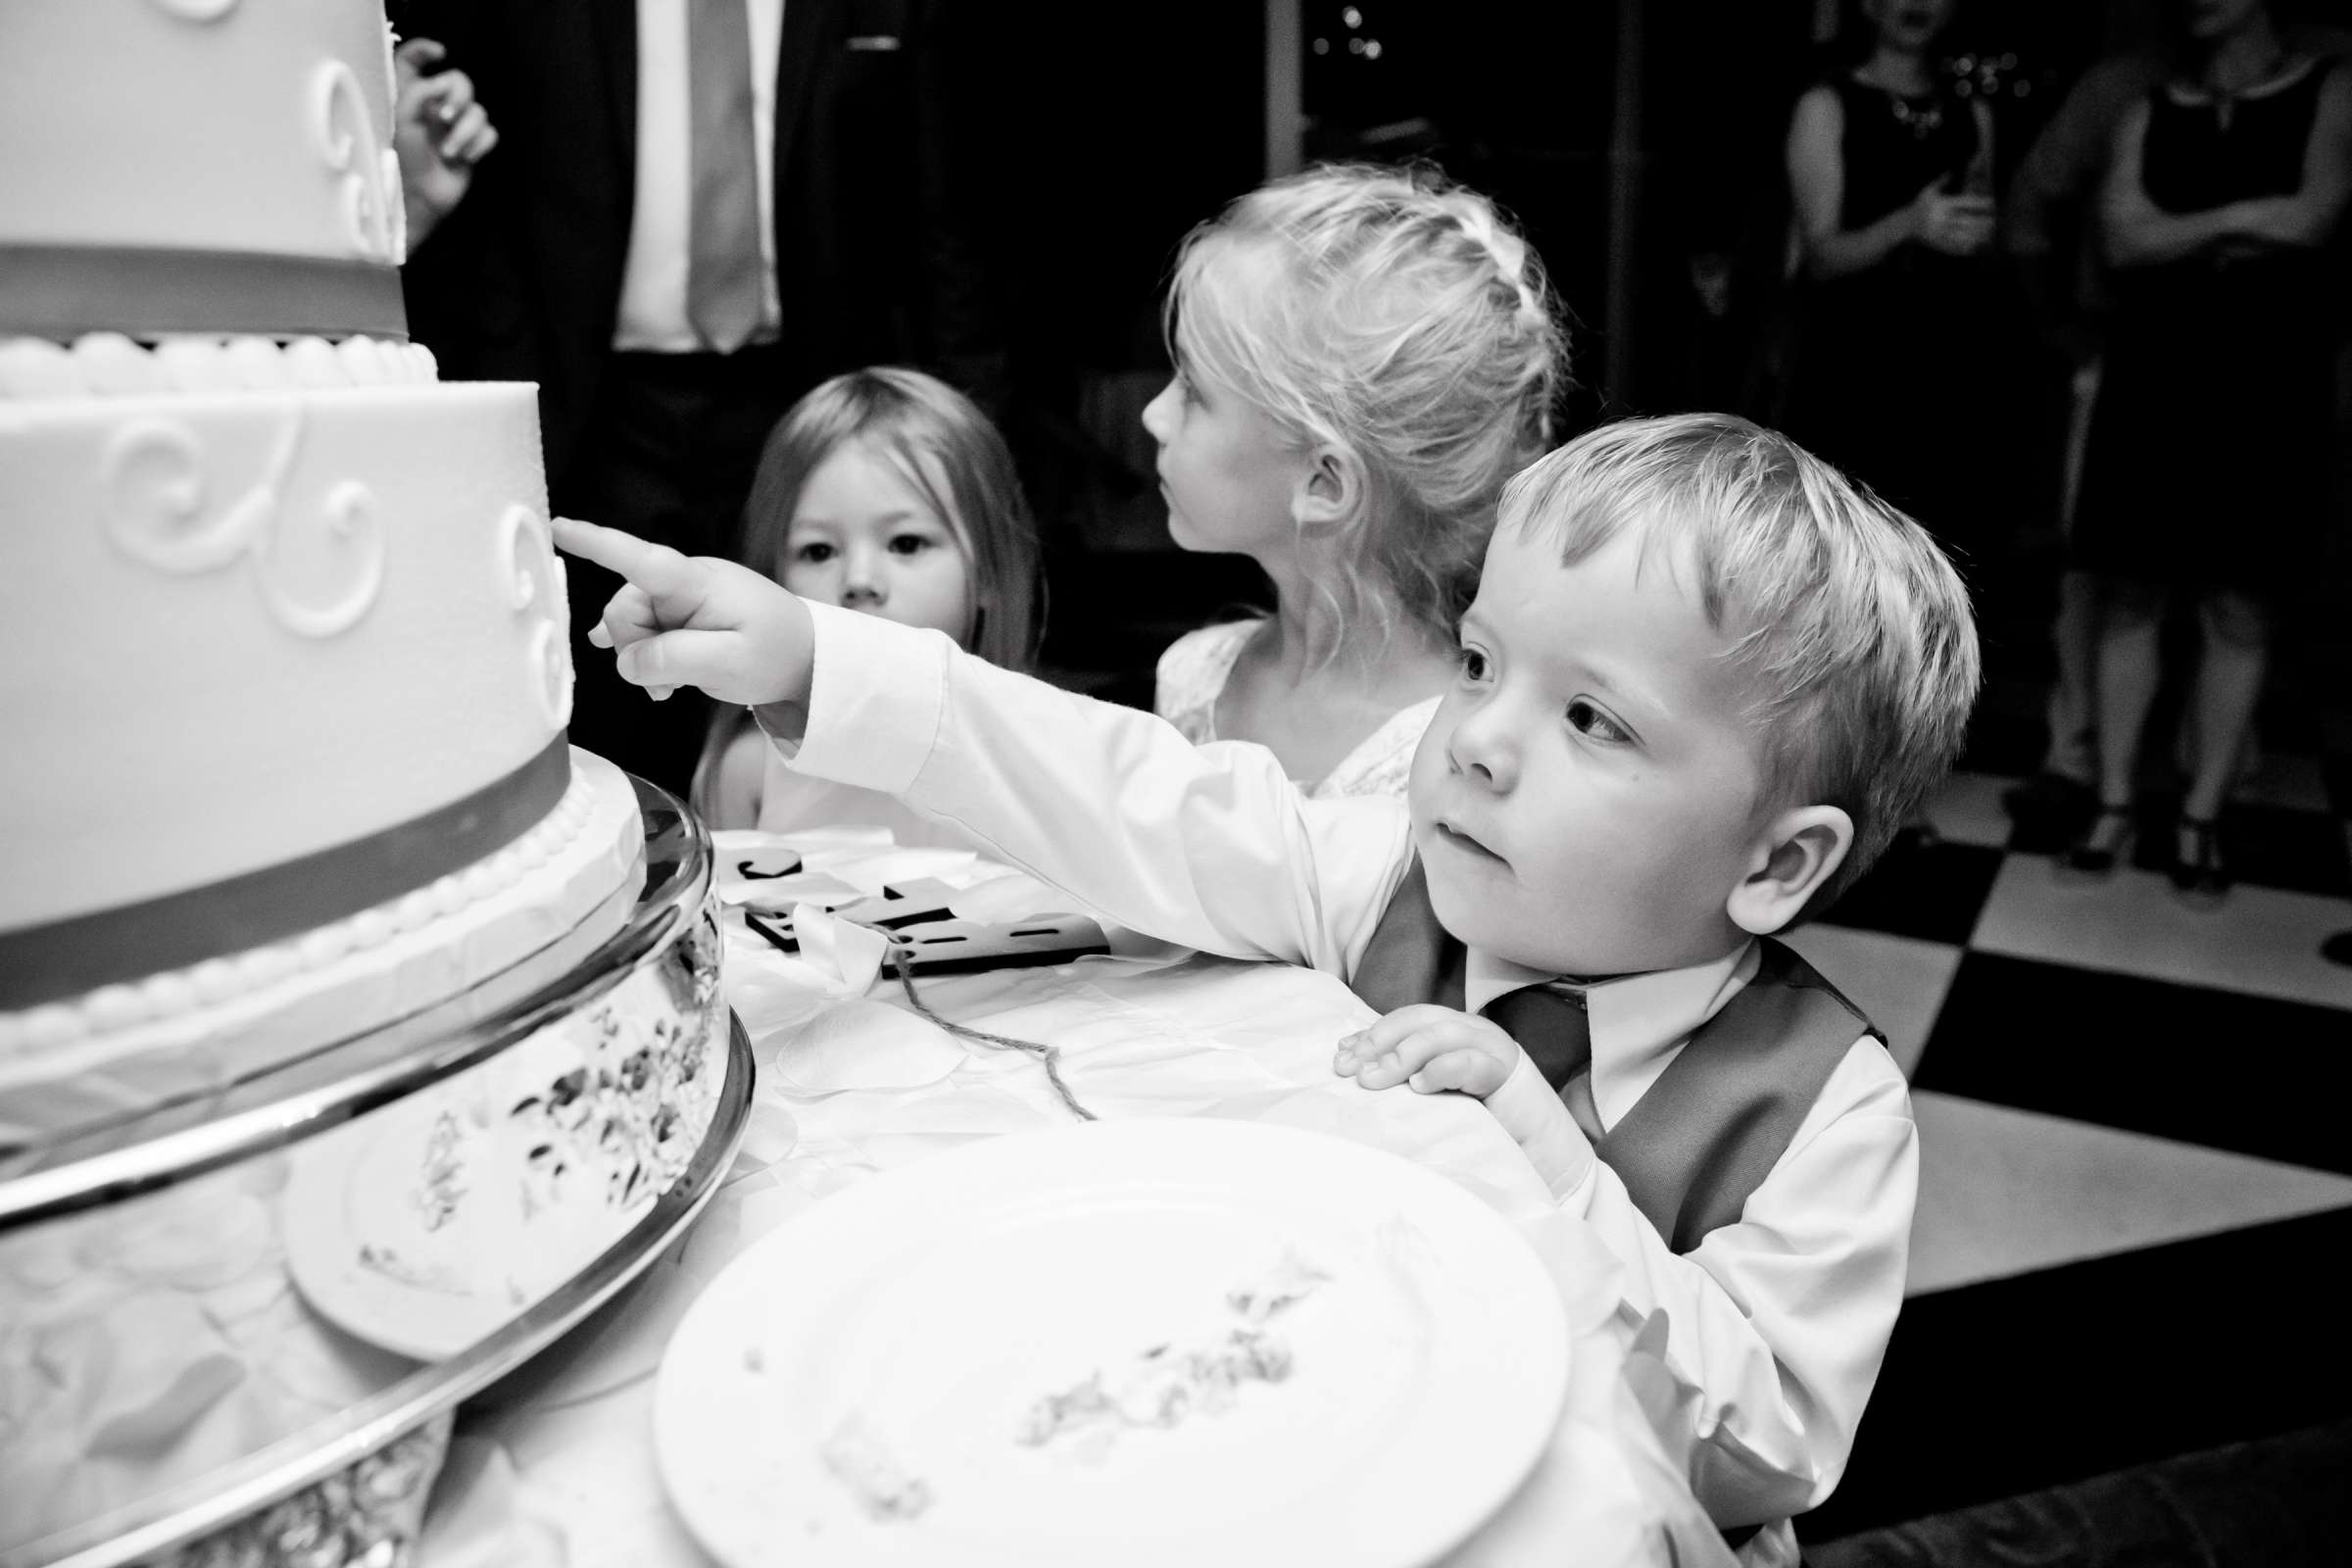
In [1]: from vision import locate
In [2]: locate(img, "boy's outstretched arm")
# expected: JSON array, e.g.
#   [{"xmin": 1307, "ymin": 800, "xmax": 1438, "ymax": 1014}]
[
  {"xmin": 556, "ymin": 519, "xmax": 1413, "ymax": 974},
  {"xmin": 556, "ymin": 516, "xmax": 817, "ymax": 710}
]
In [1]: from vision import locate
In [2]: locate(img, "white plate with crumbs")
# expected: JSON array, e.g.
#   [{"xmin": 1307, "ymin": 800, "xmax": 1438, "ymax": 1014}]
[{"xmin": 653, "ymin": 1117, "xmax": 1568, "ymax": 1568}]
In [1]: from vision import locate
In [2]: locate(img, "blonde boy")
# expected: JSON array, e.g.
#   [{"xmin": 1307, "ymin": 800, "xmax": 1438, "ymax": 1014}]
[{"xmin": 558, "ymin": 413, "xmax": 1981, "ymax": 1553}]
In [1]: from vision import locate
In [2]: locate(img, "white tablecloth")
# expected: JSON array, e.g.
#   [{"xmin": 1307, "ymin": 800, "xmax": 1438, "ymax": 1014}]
[{"xmin": 417, "ymin": 840, "xmax": 1736, "ymax": 1568}]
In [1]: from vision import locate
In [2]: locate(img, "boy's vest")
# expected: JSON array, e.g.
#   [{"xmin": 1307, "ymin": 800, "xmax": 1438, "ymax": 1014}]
[{"xmin": 1350, "ymin": 858, "xmax": 1880, "ymax": 1254}]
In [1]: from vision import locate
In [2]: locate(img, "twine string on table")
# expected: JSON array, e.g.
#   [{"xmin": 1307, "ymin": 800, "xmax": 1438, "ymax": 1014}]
[{"xmin": 887, "ymin": 946, "xmax": 1098, "ymax": 1121}]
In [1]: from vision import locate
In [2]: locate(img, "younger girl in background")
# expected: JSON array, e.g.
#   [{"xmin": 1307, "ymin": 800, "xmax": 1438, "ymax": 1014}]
[
  {"xmin": 1147, "ymin": 163, "xmax": 1569, "ymax": 799},
  {"xmin": 692, "ymin": 368, "xmax": 1042, "ymax": 836}
]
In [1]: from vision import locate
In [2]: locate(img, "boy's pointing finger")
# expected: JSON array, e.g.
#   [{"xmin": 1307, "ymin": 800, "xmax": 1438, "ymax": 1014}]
[{"xmin": 554, "ymin": 517, "xmax": 702, "ymax": 601}]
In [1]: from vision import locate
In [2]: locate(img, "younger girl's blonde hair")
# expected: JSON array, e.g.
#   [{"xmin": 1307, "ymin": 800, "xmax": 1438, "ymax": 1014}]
[
  {"xmin": 1167, "ymin": 162, "xmax": 1570, "ymax": 643},
  {"xmin": 691, "ymin": 367, "xmax": 1042, "ymax": 817}
]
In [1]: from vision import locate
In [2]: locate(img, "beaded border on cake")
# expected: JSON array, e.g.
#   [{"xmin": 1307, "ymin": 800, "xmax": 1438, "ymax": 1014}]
[{"xmin": 0, "ymin": 332, "xmax": 437, "ymax": 399}]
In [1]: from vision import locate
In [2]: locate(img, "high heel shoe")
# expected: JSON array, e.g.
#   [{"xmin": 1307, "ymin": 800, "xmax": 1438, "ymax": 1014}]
[
  {"xmin": 2058, "ymin": 804, "xmax": 2134, "ymax": 878},
  {"xmin": 2169, "ymin": 815, "xmax": 2230, "ymax": 906}
]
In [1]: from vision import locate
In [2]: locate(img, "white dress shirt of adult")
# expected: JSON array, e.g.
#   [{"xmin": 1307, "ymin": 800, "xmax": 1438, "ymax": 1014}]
[
  {"xmin": 776, "ymin": 601, "xmax": 1919, "ymax": 1544},
  {"xmin": 615, "ymin": 0, "xmax": 786, "ymax": 351}
]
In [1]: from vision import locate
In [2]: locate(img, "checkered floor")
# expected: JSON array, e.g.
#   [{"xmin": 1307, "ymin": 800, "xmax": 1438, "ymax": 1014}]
[{"xmin": 1784, "ymin": 757, "xmax": 2352, "ymax": 1543}]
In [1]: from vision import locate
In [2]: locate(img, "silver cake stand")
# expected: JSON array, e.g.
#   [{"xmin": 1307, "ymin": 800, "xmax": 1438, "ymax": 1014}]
[{"xmin": 0, "ymin": 777, "xmax": 753, "ymax": 1568}]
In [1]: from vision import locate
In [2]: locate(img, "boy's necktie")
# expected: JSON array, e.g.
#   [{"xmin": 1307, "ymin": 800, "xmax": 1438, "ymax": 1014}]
[
  {"xmin": 1350, "ymin": 856, "xmax": 1594, "ymax": 1090},
  {"xmin": 686, "ymin": 0, "xmax": 763, "ymax": 353},
  {"xmin": 1481, "ymin": 984, "xmax": 1592, "ymax": 1091}
]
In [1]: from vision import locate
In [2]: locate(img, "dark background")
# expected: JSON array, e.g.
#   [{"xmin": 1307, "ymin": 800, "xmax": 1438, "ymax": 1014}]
[{"xmin": 943, "ymin": 0, "xmax": 2352, "ymax": 769}]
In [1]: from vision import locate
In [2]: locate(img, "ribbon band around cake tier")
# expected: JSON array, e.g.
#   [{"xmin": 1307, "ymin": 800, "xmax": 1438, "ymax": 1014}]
[
  {"xmin": 0, "ymin": 738, "xmax": 572, "ymax": 1012},
  {"xmin": 1, "ymin": 246, "xmax": 408, "ymax": 341}
]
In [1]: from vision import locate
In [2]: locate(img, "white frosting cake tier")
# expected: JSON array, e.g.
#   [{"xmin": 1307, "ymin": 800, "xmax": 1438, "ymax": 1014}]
[
  {"xmin": 0, "ymin": 4, "xmax": 702, "ymax": 1561},
  {"xmin": 0, "ymin": 0, "xmax": 409, "ymax": 338},
  {"xmin": 0, "ymin": 751, "xmax": 647, "ymax": 1149},
  {"xmin": 0, "ymin": 378, "xmax": 575, "ymax": 954}
]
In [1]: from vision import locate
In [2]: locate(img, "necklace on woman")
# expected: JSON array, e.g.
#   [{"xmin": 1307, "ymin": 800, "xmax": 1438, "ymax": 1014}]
[
  {"xmin": 1855, "ymin": 62, "xmax": 1945, "ymax": 138},
  {"xmin": 1884, "ymin": 89, "xmax": 1945, "ymax": 138},
  {"xmin": 2185, "ymin": 47, "xmax": 2291, "ymax": 130},
  {"xmin": 2209, "ymin": 46, "xmax": 2289, "ymax": 98}
]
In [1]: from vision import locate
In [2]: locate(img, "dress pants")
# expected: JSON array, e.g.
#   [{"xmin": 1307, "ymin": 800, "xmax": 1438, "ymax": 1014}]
[{"xmin": 551, "ymin": 344, "xmax": 805, "ymax": 799}]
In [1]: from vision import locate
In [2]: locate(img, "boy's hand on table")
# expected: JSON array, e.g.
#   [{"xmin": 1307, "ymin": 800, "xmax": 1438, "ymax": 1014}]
[
  {"xmin": 554, "ymin": 517, "xmax": 815, "ymax": 710},
  {"xmin": 1334, "ymin": 1005, "xmax": 1516, "ymax": 1099},
  {"xmin": 1343, "ymin": 1007, "xmax": 1596, "ymax": 1198}
]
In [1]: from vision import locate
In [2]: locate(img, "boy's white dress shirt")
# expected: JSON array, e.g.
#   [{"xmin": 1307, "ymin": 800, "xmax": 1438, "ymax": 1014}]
[{"xmin": 780, "ymin": 603, "xmax": 1918, "ymax": 1533}]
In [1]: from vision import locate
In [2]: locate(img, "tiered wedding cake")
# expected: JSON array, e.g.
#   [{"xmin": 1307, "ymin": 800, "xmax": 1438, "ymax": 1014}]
[
  {"xmin": 0, "ymin": 0, "xmax": 646, "ymax": 1143},
  {"xmin": 0, "ymin": 4, "xmax": 740, "ymax": 1562}
]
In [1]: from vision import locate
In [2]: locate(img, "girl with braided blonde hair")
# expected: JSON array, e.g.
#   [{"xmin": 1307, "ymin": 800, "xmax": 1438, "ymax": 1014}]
[{"xmin": 1146, "ymin": 163, "xmax": 1570, "ymax": 799}]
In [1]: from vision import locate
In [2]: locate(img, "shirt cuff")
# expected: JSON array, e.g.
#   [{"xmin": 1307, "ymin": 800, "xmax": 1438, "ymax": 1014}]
[
  {"xmin": 1485, "ymin": 1051, "xmax": 1596, "ymax": 1200},
  {"xmin": 787, "ymin": 601, "xmax": 954, "ymax": 796}
]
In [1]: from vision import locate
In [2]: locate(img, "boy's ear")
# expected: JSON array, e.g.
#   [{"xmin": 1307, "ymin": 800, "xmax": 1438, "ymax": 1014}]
[
  {"xmin": 1292, "ymin": 442, "xmax": 1367, "ymax": 536},
  {"xmin": 1728, "ymin": 805, "xmax": 1853, "ymax": 936}
]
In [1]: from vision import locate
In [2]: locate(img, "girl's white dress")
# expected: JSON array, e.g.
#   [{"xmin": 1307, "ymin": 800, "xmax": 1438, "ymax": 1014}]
[{"xmin": 1152, "ymin": 618, "xmax": 1438, "ymax": 802}]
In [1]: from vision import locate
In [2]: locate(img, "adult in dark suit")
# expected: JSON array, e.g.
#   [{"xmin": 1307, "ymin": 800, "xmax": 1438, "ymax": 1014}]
[{"xmin": 401, "ymin": 0, "xmax": 1002, "ymax": 795}]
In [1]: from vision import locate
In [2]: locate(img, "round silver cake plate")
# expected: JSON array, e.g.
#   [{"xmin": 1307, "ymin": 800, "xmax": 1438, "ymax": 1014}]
[
  {"xmin": 6, "ymin": 1010, "xmax": 753, "ymax": 1568},
  {"xmin": 0, "ymin": 777, "xmax": 751, "ymax": 1568},
  {"xmin": 0, "ymin": 776, "xmax": 706, "ymax": 1224}
]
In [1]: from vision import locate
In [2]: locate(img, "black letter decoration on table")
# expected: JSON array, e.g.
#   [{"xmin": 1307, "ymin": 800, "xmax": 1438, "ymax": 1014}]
[
  {"xmin": 739, "ymin": 877, "xmax": 1107, "ymax": 976},
  {"xmin": 738, "ymin": 877, "xmax": 1108, "ymax": 1120}
]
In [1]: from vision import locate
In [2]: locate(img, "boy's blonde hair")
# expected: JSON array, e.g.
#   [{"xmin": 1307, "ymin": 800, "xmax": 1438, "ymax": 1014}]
[
  {"xmin": 1167, "ymin": 162, "xmax": 1568, "ymax": 644},
  {"xmin": 1504, "ymin": 414, "xmax": 1981, "ymax": 911}
]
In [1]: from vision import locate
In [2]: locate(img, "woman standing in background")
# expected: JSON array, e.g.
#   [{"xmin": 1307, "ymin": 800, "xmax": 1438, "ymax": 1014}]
[
  {"xmin": 1781, "ymin": 0, "xmax": 2015, "ymax": 569},
  {"xmin": 2061, "ymin": 0, "xmax": 2352, "ymax": 902}
]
